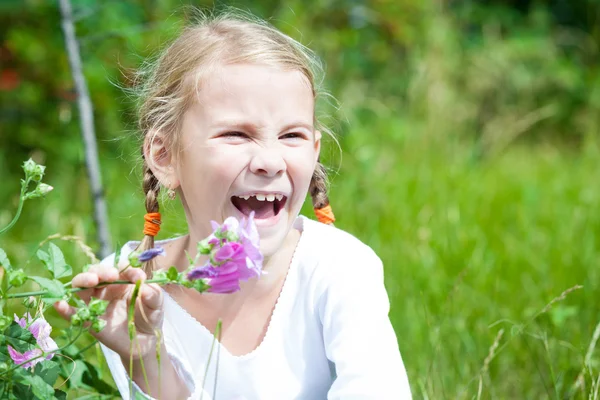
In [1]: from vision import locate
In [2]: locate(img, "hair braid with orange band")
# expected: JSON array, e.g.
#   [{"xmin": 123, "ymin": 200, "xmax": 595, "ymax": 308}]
[
  {"xmin": 310, "ymin": 161, "xmax": 335, "ymax": 225},
  {"xmin": 135, "ymin": 158, "xmax": 163, "ymax": 275}
]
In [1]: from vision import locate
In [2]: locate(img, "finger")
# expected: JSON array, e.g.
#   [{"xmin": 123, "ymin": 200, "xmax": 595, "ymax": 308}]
[
  {"xmin": 116, "ymin": 259, "xmax": 129, "ymax": 272},
  {"xmin": 140, "ymin": 284, "xmax": 163, "ymax": 310},
  {"xmin": 88, "ymin": 264, "xmax": 119, "ymax": 282},
  {"xmin": 120, "ymin": 267, "xmax": 147, "ymax": 283},
  {"xmin": 53, "ymin": 300, "xmax": 76, "ymax": 321},
  {"xmin": 72, "ymin": 272, "xmax": 99, "ymax": 288}
]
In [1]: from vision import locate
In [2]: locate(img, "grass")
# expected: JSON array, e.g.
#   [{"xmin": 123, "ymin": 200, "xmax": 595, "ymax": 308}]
[{"xmin": 2, "ymin": 119, "xmax": 600, "ymax": 398}]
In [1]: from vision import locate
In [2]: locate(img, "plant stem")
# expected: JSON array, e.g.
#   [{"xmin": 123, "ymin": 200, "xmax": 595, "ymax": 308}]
[
  {"xmin": 0, "ymin": 181, "xmax": 28, "ymax": 236},
  {"xmin": 6, "ymin": 278, "xmax": 169, "ymax": 299}
]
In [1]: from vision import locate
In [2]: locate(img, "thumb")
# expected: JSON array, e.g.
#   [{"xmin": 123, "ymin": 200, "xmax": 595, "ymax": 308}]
[{"xmin": 140, "ymin": 283, "xmax": 163, "ymax": 311}]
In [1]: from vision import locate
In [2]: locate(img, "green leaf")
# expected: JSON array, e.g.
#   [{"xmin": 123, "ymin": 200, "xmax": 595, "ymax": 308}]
[
  {"xmin": 0, "ymin": 248, "xmax": 11, "ymax": 270},
  {"xmin": 34, "ymin": 360, "xmax": 60, "ymax": 386},
  {"xmin": 13, "ymin": 367, "xmax": 55, "ymax": 399},
  {"xmin": 12, "ymin": 377, "xmax": 35, "ymax": 400},
  {"xmin": 128, "ymin": 280, "xmax": 142, "ymax": 341},
  {"xmin": 80, "ymin": 360, "xmax": 119, "ymax": 394},
  {"xmin": 113, "ymin": 241, "xmax": 122, "ymax": 269},
  {"xmin": 29, "ymin": 277, "xmax": 66, "ymax": 300},
  {"xmin": 38, "ymin": 243, "xmax": 72, "ymax": 279},
  {"xmin": 28, "ymin": 374, "xmax": 55, "ymax": 399},
  {"xmin": 3, "ymin": 321, "xmax": 36, "ymax": 352},
  {"xmin": 36, "ymin": 249, "xmax": 49, "ymax": 267},
  {"xmin": 53, "ymin": 389, "xmax": 67, "ymax": 400},
  {"xmin": 167, "ymin": 266, "xmax": 178, "ymax": 281}
]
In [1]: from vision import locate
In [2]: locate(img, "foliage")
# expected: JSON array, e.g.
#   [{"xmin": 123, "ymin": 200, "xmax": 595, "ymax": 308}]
[{"xmin": 1, "ymin": 0, "xmax": 600, "ymax": 398}]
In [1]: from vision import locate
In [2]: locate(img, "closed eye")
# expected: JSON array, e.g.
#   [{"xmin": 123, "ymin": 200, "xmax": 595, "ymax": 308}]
[
  {"xmin": 220, "ymin": 131, "xmax": 248, "ymax": 139},
  {"xmin": 280, "ymin": 132, "xmax": 306, "ymax": 140}
]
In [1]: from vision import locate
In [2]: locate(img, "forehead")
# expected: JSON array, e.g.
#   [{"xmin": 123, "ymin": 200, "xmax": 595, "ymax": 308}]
[{"xmin": 190, "ymin": 63, "xmax": 315, "ymax": 124}]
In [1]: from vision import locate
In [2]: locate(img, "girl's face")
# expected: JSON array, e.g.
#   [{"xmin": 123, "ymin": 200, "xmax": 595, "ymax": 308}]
[{"xmin": 168, "ymin": 63, "xmax": 320, "ymax": 258}]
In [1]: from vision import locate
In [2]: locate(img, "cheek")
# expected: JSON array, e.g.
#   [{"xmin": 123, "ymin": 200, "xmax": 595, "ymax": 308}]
[{"xmin": 286, "ymin": 149, "xmax": 317, "ymax": 199}]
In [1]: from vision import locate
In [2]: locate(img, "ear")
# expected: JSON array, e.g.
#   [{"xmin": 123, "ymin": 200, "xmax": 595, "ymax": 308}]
[
  {"xmin": 143, "ymin": 132, "xmax": 180, "ymax": 189},
  {"xmin": 313, "ymin": 130, "xmax": 322, "ymax": 166}
]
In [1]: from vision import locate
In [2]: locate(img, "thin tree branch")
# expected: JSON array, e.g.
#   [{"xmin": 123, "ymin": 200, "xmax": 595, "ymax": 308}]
[{"xmin": 59, "ymin": 0, "xmax": 111, "ymax": 259}]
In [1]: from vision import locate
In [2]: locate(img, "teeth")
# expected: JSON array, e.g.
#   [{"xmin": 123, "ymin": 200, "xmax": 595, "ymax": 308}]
[{"xmin": 236, "ymin": 193, "xmax": 284, "ymax": 202}]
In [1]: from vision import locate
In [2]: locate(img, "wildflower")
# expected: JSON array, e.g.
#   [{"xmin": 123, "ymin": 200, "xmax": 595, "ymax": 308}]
[
  {"xmin": 7, "ymin": 347, "xmax": 43, "ymax": 370},
  {"xmin": 129, "ymin": 246, "xmax": 165, "ymax": 267},
  {"xmin": 187, "ymin": 212, "xmax": 263, "ymax": 293},
  {"xmin": 138, "ymin": 247, "xmax": 166, "ymax": 262},
  {"xmin": 8, "ymin": 313, "xmax": 58, "ymax": 369}
]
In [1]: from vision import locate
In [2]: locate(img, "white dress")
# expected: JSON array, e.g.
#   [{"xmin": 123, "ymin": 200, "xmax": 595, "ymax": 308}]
[{"xmin": 101, "ymin": 216, "xmax": 412, "ymax": 399}]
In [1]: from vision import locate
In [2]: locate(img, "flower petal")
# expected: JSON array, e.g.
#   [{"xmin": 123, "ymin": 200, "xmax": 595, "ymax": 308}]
[
  {"xmin": 8, "ymin": 346, "xmax": 43, "ymax": 369},
  {"xmin": 138, "ymin": 247, "xmax": 166, "ymax": 262}
]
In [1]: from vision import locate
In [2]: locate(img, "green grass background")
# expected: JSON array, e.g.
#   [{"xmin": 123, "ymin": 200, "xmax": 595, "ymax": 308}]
[{"xmin": 2, "ymin": 1, "xmax": 600, "ymax": 398}]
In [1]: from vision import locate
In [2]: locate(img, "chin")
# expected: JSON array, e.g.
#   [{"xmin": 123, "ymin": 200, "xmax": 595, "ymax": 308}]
[{"xmin": 256, "ymin": 220, "xmax": 295, "ymax": 259}]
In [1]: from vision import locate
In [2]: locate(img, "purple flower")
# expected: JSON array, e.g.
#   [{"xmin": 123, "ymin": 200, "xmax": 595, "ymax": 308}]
[
  {"xmin": 8, "ymin": 313, "xmax": 58, "ymax": 369},
  {"xmin": 187, "ymin": 212, "xmax": 263, "ymax": 293},
  {"xmin": 213, "ymin": 242, "xmax": 244, "ymax": 263},
  {"xmin": 138, "ymin": 246, "xmax": 166, "ymax": 262},
  {"xmin": 128, "ymin": 246, "xmax": 166, "ymax": 267},
  {"xmin": 14, "ymin": 312, "xmax": 32, "ymax": 329},
  {"xmin": 7, "ymin": 347, "xmax": 43, "ymax": 369}
]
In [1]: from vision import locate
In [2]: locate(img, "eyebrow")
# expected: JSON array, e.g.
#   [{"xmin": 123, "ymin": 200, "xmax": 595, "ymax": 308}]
[{"xmin": 211, "ymin": 120, "xmax": 314, "ymax": 132}]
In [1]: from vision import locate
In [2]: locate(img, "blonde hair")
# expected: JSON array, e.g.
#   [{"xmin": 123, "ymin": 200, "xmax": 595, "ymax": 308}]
[{"xmin": 135, "ymin": 9, "xmax": 334, "ymax": 274}]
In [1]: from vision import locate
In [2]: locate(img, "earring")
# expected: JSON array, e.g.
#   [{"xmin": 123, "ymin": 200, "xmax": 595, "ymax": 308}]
[{"xmin": 167, "ymin": 188, "xmax": 176, "ymax": 200}]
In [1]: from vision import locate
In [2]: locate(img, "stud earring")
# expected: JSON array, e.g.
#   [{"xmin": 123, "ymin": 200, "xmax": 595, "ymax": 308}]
[{"xmin": 167, "ymin": 188, "xmax": 176, "ymax": 200}]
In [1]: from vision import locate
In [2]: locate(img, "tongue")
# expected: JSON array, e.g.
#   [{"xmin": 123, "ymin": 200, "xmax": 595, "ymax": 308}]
[{"xmin": 234, "ymin": 197, "xmax": 275, "ymax": 219}]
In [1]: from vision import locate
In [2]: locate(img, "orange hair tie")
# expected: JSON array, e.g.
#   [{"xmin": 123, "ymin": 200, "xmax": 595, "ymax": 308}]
[
  {"xmin": 314, "ymin": 204, "xmax": 335, "ymax": 225},
  {"xmin": 143, "ymin": 212, "xmax": 162, "ymax": 236}
]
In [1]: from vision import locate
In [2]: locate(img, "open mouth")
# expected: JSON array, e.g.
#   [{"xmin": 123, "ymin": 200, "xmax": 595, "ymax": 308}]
[{"xmin": 231, "ymin": 193, "xmax": 288, "ymax": 219}]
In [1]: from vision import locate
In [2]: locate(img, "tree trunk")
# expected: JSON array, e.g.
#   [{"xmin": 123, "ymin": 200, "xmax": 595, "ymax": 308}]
[{"xmin": 59, "ymin": 0, "xmax": 111, "ymax": 259}]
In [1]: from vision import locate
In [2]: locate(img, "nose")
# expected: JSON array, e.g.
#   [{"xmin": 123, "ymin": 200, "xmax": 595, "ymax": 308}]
[{"xmin": 249, "ymin": 147, "xmax": 286, "ymax": 178}]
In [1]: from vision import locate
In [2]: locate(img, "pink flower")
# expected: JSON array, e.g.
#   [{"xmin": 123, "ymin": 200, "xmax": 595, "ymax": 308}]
[
  {"xmin": 7, "ymin": 347, "xmax": 43, "ymax": 369},
  {"xmin": 8, "ymin": 313, "xmax": 58, "ymax": 369},
  {"xmin": 187, "ymin": 212, "xmax": 263, "ymax": 293}
]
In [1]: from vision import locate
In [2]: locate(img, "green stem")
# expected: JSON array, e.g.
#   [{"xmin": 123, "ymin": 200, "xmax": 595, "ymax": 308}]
[
  {"xmin": 6, "ymin": 278, "xmax": 169, "ymax": 299},
  {"xmin": 0, "ymin": 180, "xmax": 29, "ymax": 236},
  {"xmin": 77, "ymin": 339, "xmax": 98, "ymax": 355}
]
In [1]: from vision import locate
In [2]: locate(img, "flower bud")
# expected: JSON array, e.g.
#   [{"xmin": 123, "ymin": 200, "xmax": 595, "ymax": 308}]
[
  {"xmin": 22, "ymin": 159, "xmax": 46, "ymax": 182},
  {"xmin": 128, "ymin": 251, "xmax": 142, "ymax": 268},
  {"xmin": 77, "ymin": 307, "xmax": 91, "ymax": 321},
  {"xmin": 70, "ymin": 314, "xmax": 82, "ymax": 326},
  {"xmin": 88, "ymin": 298, "xmax": 108, "ymax": 316},
  {"xmin": 197, "ymin": 238, "xmax": 212, "ymax": 255},
  {"xmin": 36, "ymin": 183, "xmax": 53, "ymax": 196},
  {"xmin": 91, "ymin": 318, "xmax": 107, "ymax": 332},
  {"xmin": 25, "ymin": 183, "xmax": 54, "ymax": 200},
  {"xmin": 8, "ymin": 269, "xmax": 27, "ymax": 287},
  {"xmin": 0, "ymin": 316, "xmax": 11, "ymax": 331}
]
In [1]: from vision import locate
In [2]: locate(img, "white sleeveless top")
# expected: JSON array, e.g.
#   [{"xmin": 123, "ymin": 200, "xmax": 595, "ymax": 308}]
[{"xmin": 101, "ymin": 216, "xmax": 412, "ymax": 399}]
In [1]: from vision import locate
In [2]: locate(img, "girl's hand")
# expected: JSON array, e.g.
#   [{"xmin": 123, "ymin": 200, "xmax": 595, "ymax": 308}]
[{"xmin": 54, "ymin": 262, "xmax": 164, "ymax": 361}]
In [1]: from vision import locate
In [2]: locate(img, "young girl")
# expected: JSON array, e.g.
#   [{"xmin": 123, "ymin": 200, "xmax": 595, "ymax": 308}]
[{"xmin": 55, "ymin": 10, "xmax": 412, "ymax": 400}]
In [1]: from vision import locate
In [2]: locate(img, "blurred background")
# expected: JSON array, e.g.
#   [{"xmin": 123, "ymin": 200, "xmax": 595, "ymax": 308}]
[{"xmin": 2, "ymin": 0, "xmax": 600, "ymax": 398}]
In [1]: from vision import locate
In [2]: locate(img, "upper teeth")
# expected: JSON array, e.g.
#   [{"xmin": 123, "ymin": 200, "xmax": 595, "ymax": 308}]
[{"xmin": 237, "ymin": 194, "xmax": 283, "ymax": 202}]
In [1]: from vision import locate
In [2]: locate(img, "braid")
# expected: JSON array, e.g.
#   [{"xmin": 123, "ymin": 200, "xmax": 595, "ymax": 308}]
[
  {"xmin": 310, "ymin": 161, "xmax": 335, "ymax": 224},
  {"xmin": 136, "ymin": 158, "xmax": 161, "ymax": 275}
]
